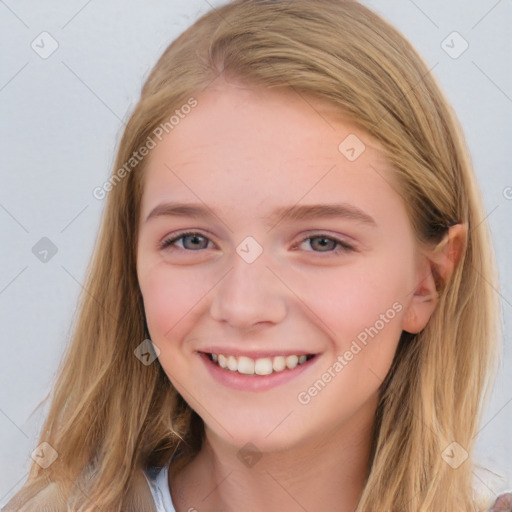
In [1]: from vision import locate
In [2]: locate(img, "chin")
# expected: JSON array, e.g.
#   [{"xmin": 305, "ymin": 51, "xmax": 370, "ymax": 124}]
[{"xmin": 203, "ymin": 411, "xmax": 313, "ymax": 455}]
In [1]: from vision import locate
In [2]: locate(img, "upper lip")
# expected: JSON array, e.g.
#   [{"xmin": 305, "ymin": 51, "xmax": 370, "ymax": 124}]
[{"xmin": 198, "ymin": 347, "xmax": 318, "ymax": 358}]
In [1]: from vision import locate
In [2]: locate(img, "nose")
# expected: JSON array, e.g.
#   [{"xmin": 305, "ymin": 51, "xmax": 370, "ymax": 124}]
[{"xmin": 209, "ymin": 251, "xmax": 288, "ymax": 332}]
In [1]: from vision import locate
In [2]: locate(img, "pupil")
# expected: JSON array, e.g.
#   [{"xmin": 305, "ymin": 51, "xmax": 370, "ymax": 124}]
[
  {"xmin": 186, "ymin": 235, "xmax": 205, "ymax": 249},
  {"xmin": 314, "ymin": 237, "xmax": 332, "ymax": 251}
]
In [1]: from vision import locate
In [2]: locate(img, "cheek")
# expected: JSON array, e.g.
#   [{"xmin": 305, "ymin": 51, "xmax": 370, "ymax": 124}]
[
  {"xmin": 293, "ymin": 252, "xmax": 410, "ymax": 376},
  {"xmin": 303, "ymin": 261, "xmax": 406, "ymax": 335},
  {"xmin": 139, "ymin": 263, "xmax": 208, "ymax": 345},
  {"xmin": 138, "ymin": 264, "xmax": 208, "ymax": 391},
  {"xmin": 294, "ymin": 262, "xmax": 407, "ymax": 421}
]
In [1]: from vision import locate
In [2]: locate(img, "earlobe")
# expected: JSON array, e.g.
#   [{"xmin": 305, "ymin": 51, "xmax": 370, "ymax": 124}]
[
  {"xmin": 401, "ymin": 223, "xmax": 468, "ymax": 334},
  {"xmin": 401, "ymin": 264, "xmax": 439, "ymax": 334}
]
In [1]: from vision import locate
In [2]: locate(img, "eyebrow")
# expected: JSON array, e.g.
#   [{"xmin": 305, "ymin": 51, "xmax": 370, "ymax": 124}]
[{"xmin": 144, "ymin": 201, "xmax": 377, "ymax": 229}]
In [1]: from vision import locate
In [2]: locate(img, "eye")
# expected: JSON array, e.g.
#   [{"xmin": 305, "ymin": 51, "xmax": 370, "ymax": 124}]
[
  {"xmin": 297, "ymin": 234, "xmax": 355, "ymax": 254},
  {"xmin": 160, "ymin": 231, "xmax": 213, "ymax": 251},
  {"xmin": 159, "ymin": 231, "xmax": 355, "ymax": 255}
]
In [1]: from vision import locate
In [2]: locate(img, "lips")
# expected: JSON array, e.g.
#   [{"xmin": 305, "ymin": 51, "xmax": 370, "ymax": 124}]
[{"xmin": 198, "ymin": 350, "xmax": 319, "ymax": 392}]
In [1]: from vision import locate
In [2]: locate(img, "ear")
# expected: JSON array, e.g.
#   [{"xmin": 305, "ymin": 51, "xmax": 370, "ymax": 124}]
[{"xmin": 402, "ymin": 223, "xmax": 467, "ymax": 334}]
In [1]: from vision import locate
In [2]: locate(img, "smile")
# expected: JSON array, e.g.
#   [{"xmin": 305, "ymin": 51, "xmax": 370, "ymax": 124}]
[{"xmin": 208, "ymin": 352, "xmax": 315, "ymax": 375}]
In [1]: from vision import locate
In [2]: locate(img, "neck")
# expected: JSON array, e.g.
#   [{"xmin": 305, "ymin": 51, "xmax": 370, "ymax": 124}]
[{"xmin": 170, "ymin": 397, "xmax": 377, "ymax": 512}]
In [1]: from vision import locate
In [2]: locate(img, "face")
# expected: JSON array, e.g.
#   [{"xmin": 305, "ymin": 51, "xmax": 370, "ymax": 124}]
[{"xmin": 136, "ymin": 77, "xmax": 430, "ymax": 452}]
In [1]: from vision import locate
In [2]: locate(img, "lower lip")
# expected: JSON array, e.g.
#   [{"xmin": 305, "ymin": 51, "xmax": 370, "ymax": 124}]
[{"xmin": 198, "ymin": 352, "xmax": 319, "ymax": 392}]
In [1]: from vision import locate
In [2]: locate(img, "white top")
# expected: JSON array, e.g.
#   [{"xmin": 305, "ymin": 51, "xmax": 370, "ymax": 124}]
[
  {"xmin": 142, "ymin": 463, "xmax": 512, "ymax": 512},
  {"xmin": 144, "ymin": 464, "xmax": 177, "ymax": 512}
]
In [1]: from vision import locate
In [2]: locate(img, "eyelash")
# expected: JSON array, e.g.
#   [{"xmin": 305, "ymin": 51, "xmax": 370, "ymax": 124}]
[{"xmin": 159, "ymin": 230, "xmax": 355, "ymax": 255}]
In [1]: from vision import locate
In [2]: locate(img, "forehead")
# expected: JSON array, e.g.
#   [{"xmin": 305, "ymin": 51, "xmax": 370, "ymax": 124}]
[
  {"xmin": 151, "ymin": 79, "xmax": 384, "ymax": 158},
  {"xmin": 139, "ymin": 80, "xmax": 399, "ymax": 226}
]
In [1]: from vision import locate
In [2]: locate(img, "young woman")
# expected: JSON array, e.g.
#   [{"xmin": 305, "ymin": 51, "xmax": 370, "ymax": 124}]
[{"xmin": 4, "ymin": 1, "xmax": 510, "ymax": 511}]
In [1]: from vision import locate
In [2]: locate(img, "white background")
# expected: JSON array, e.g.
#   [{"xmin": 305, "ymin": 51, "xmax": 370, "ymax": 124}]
[{"xmin": 0, "ymin": 0, "xmax": 511, "ymax": 504}]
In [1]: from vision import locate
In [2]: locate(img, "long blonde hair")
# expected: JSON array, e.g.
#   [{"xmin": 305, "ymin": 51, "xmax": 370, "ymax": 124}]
[{"xmin": 4, "ymin": 1, "xmax": 502, "ymax": 511}]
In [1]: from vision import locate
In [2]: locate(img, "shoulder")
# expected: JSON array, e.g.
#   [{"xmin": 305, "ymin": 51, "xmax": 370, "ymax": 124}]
[
  {"xmin": 488, "ymin": 491, "xmax": 512, "ymax": 511},
  {"xmin": 1, "ymin": 479, "xmax": 68, "ymax": 512},
  {"xmin": 2, "ymin": 470, "xmax": 157, "ymax": 512}
]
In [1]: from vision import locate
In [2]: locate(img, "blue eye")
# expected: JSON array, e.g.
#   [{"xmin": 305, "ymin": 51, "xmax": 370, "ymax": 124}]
[
  {"xmin": 159, "ymin": 231, "xmax": 355, "ymax": 255},
  {"xmin": 299, "ymin": 235, "xmax": 354, "ymax": 254},
  {"xmin": 160, "ymin": 231, "xmax": 211, "ymax": 251}
]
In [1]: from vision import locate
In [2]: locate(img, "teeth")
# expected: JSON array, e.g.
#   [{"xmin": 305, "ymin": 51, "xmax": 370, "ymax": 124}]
[
  {"xmin": 272, "ymin": 356, "xmax": 286, "ymax": 372},
  {"xmin": 237, "ymin": 356, "xmax": 255, "ymax": 375},
  {"xmin": 286, "ymin": 355, "xmax": 298, "ymax": 369},
  {"xmin": 209, "ymin": 352, "xmax": 312, "ymax": 375},
  {"xmin": 255, "ymin": 358, "xmax": 273, "ymax": 375},
  {"xmin": 227, "ymin": 355, "xmax": 238, "ymax": 371}
]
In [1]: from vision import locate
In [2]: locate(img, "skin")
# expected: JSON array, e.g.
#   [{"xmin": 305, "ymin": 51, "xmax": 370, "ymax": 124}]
[{"xmin": 136, "ymin": 76, "xmax": 466, "ymax": 512}]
